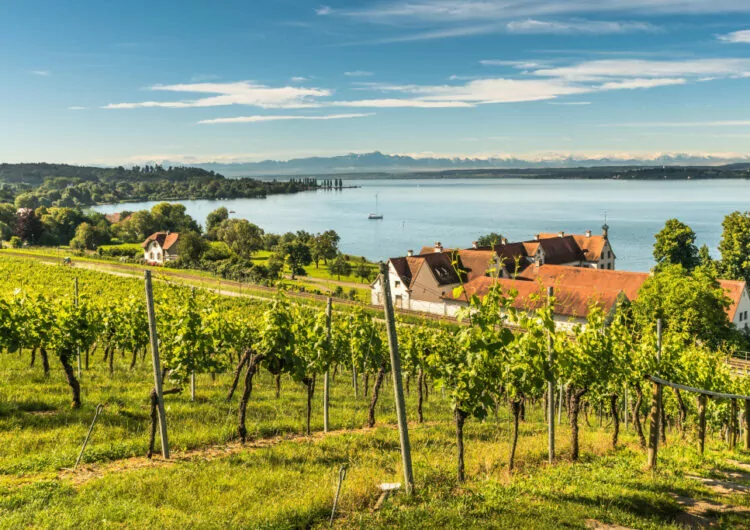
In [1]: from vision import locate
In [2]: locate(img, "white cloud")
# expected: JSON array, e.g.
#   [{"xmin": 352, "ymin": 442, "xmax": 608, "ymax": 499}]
[
  {"xmin": 198, "ymin": 113, "xmax": 374, "ymax": 124},
  {"xmin": 291, "ymin": 76, "xmax": 310, "ymax": 82},
  {"xmin": 598, "ymin": 77, "xmax": 687, "ymax": 90},
  {"xmin": 344, "ymin": 71, "xmax": 374, "ymax": 77},
  {"xmin": 68, "ymin": 106, "xmax": 86, "ymax": 110},
  {"xmin": 601, "ymin": 120, "xmax": 750, "ymax": 127},
  {"xmin": 335, "ymin": 1, "xmax": 750, "ymax": 23},
  {"xmin": 316, "ymin": 5, "xmax": 332, "ymax": 15},
  {"xmin": 104, "ymin": 81, "xmax": 331, "ymax": 109},
  {"xmin": 506, "ymin": 19, "xmax": 658, "ymax": 34},
  {"xmin": 480, "ymin": 60, "xmax": 546, "ymax": 68},
  {"xmin": 532, "ymin": 58, "xmax": 750, "ymax": 81},
  {"xmin": 719, "ymin": 29, "xmax": 750, "ymax": 43},
  {"xmin": 332, "ymin": 98, "xmax": 474, "ymax": 108},
  {"xmin": 30, "ymin": 70, "xmax": 50, "ymax": 76}
]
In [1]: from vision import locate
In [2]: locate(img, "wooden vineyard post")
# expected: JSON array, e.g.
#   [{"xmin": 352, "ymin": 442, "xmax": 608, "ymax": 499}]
[
  {"xmin": 379, "ymin": 263, "xmax": 415, "ymax": 494},
  {"xmin": 324, "ymin": 297, "xmax": 332, "ymax": 433},
  {"xmin": 547, "ymin": 286, "xmax": 555, "ymax": 464},
  {"xmin": 647, "ymin": 319, "xmax": 662, "ymax": 470},
  {"xmin": 729, "ymin": 399, "xmax": 738, "ymax": 450},
  {"xmin": 744, "ymin": 399, "xmax": 750, "ymax": 451},
  {"xmin": 144, "ymin": 271, "xmax": 170, "ymax": 459},
  {"xmin": 74, "ymin": 278, "xmax": 81, "ymax": 379},
  {"xmin": 698, "ymin": 394, "xmax": 707, "ymax": 455},
  {"xmin": 624, "ymin": 384, "xmax": 629, "ymax": 431}
]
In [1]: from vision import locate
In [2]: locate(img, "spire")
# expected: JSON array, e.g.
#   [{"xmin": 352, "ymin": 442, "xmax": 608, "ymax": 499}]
[{"xmin": 602, "ymin": 210, "xmax": 609, "ymax": 238}]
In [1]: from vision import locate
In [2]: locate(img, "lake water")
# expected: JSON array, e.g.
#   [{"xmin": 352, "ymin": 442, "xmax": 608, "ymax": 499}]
[{"xmin": 92, "ymin": 179, "xmax": 750, "ymax": 272}]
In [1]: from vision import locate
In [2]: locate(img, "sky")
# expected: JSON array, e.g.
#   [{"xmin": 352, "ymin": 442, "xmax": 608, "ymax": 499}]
[{"xmin": 2, "ymin": 0, "xmax": 750, "ymax": 166}]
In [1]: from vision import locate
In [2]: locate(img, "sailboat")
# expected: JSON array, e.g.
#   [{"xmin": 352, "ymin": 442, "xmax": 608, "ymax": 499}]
[{"xmin": 368, "ymin": 193, "xmax": 383, "ymax": 220}]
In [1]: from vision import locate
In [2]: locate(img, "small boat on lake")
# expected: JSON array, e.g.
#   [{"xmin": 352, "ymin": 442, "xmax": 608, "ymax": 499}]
[{"xmin": 369, "ymin": 194, "xmax": 383, "ymax": 220}]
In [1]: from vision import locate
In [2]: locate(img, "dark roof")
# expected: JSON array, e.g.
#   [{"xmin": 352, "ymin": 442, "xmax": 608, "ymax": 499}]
[
  {"xmin": 537, "ymin": 235, "xmax": 586, "ymax": 264},
  {"xmin": 390, "ymin": 257, "xmax": 414, "ymax": 286},
  {"xmin": 418, "ymin": 252, "xmax": 462, "ymax": 286},
  {"xmin": 389, "ymin": 251, "xmax": 462, "ymax": 288},
  {"xmin": 142, "ymin": 232, "xmax": 180, "ymax": 250},
  {"xmin": 493, "ymin": 242, "xmax": 531, "ymax": 274}
]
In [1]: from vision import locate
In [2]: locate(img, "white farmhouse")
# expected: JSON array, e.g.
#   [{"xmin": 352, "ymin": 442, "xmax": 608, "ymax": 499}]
[{"xmin": 142, "ymin": 232, "xmax": 180, "ymax": 265}]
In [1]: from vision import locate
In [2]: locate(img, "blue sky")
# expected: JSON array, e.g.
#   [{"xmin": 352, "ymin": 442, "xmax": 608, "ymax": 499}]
[{"xmin": 2, "ymin": 0, "xmax": 750, "ymax": 165}]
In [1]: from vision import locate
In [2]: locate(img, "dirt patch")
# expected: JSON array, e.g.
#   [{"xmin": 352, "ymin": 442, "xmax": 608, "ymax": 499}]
[
  {"xmin": 57, "ymin": 422, "xmax": 424, "ymax": 486},
  {"xmin": 685, "ymin": 474, "xmax": 750, "ymax": 495}
]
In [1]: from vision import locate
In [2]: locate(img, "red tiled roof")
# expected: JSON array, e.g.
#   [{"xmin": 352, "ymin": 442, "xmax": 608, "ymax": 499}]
[
  {"xmin": 718, "ymin": 279, "xmax": 745, "ymax": 321},
  {"xmin": 444, "ymin": 276, "xmax": 623, "ymax": 319},
  {"xmin": 517, "ymin": 264, "xmax": 649, "ymax": 300},
  {"xmin": 456, "ymin": 249, "xmax": 495, "ymax": 281},
  {"xmin": 537, "ymin": 235, "xmax": 586, "ymax": 264},
  {"xmin": 142, "ymin": 232, "xmax": 180, "ymax": 250}
]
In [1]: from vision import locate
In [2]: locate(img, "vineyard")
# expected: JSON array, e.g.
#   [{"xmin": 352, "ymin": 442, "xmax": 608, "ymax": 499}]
[{"xmin": 1, "ymin": 253, "xmax": 750, "ymax": 529}]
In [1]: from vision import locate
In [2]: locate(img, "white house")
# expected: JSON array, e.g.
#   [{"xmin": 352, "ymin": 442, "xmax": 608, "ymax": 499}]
[{"xmin": 142, "ymin": 232, "xmax": 180, "ymax": 265}]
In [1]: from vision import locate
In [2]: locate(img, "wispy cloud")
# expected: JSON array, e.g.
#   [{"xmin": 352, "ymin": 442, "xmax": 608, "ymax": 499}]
[
  {"xmin": 480, "ymin": 60, "xmax": 547, "ymax": 68},
  {"xmin": 601, "ymin": 120, "xmax": 750, "ymax": 127},
  {"xmin": 103, "ymin": 57, "xmax": 748, "ymax": 114},
  {"xmin": 291, "ymin": 76, "xmax": 310, "ymax": 82},
  {"xmin": 344, "ymin": 71, "xmax": 374, "ymax": 77},
  {"xmin": 30, "ymin": 70, "xmax": 51, "ymax": 76},
  {"xmin": 547, "ymin": 101, "xmax": 591, "ymax": 105},
  {"xmin": 198, "ymin": 113, "xmax": 374, "ymax": 124},
  {"xmin": 532, "ymin": 58, "xmax": 750, "ymax": 81},
  {"xmin": 719, "ymin": 29, "xmax": 750, "ymax": 43},
  {"xmin": 506, "ymin": 19, "xmax": 658, "ymax": 34},
  {"xmin": 104, "ymin": 81, "xmax": 331, "ymax": 109},
  {"xmin": 68, "ymin": 106, "xmax": 86, "ymax": 110},
  {"xmin": 328, "ymin": 0, "xmax": 750, "ymax": 22},
  {"xmin": 598, "ymin": 77, "xmax": 686, "ymax": 90}
]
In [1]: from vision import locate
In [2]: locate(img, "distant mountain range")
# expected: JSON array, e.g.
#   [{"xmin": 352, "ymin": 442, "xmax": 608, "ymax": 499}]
[{"xmin": 175, "ymin": 151, "xmax": 750, "ymax": 177}]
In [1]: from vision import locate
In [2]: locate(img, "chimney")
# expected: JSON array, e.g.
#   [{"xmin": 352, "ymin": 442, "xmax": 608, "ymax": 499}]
[
  {"xmin": 434, "ymin": 242, "xmax": 443, "ymax": 253},
  {"xmin": 501, "ymin": 237, "xmax": 508, "ymax": 245},
  {"xmin": 407, "ymin": 249, "xmax": 414, "ymax": 257},
  {"xmin": 166, "ymin": 230, "xmax": 170, "ymax": 236},
  {"xmin": 558, "ymin": 231, "xmax": 565, "ymax": 238},
  {"xmin": 472, "ymin": 241, "xmax": 478, "ymax": 249},
  {"xmin": 534, "ymin": 234, "xmax": 540, "ymax": 241},
  {"xmin": 585, "ymin": 229, "xmax": 592, "ymax": 238}
]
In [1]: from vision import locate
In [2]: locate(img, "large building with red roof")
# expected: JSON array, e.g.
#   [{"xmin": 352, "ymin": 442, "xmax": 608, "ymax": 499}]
[{"xmin": 372, "ymin": 228, "xmax": 750, "ymax": 330}]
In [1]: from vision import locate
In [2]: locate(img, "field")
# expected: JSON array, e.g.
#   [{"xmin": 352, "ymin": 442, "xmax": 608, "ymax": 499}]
[
  {"xmin": 1, "ymin": 254, "xmax": 750, "ymax": 529},
  {"xmin": 3, "ymin": 351, "xmax": 750, "ymax": 529}
]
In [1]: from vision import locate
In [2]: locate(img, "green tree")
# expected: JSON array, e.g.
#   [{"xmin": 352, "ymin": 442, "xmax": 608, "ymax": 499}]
[
  {"xmin": 177, "ymin": 231, "xmax": 209, "ymax": 264},
  {"xmin": 328, "ymin": 253, "xmax": 352, "ymax": 280},
  {"xmin": 216, "ymin": 219, "xmax": 264, "ymax": 259},
  {"xmin": 718, "ymin": 211, "xmax": 750, "ymax": 282},
  {"xmin": 653, "ymin": 218, "xmax": 699, "ymax": 270},
  {"xmin": 279, "ymin": 240, "xmax": 312, "ymax": 279},
  {"xmin": 311, "ymin": 230, "xmax": 340, "ymax": 267},
  {"xmin": 355, "ymin": 259, "xmax": 372, "ymax": 283},
  {"xmin": 476, "ymin": 232, "xmax": 504, "ymax": 247},
  {"xmin": 205, "ymin": 207, "xmax": 229, "ymax": 237},
  {"xmin": 631, "ymin": 264, "xmax": 733, "ymax": 349},
  {"xmin": 70, "ymin": 222, "xmax": 99, "ymax": 250}
]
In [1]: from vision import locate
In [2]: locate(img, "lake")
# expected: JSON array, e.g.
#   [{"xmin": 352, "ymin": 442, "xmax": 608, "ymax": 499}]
[{"xmin": 92, "ymin": 178, "xmax": 750, "ymax": 272}]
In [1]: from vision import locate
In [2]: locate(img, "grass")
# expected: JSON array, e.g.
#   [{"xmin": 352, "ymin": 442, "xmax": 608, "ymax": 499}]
[{"xmin": 1, "ymin": 349, "xmax": 750, "ymax": 529}]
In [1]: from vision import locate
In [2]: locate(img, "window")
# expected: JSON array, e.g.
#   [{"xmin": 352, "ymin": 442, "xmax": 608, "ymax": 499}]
[
  {"xmin": 608, "ymin": 251, "xmax": 612, "ymax": 259},
  {"xmin": 394, "ymin": 280, "xmax": 401, "ymax": 288},
  {"xmin": 395, "ymin": 294, "xmax": 403, "ymax": 308}
]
